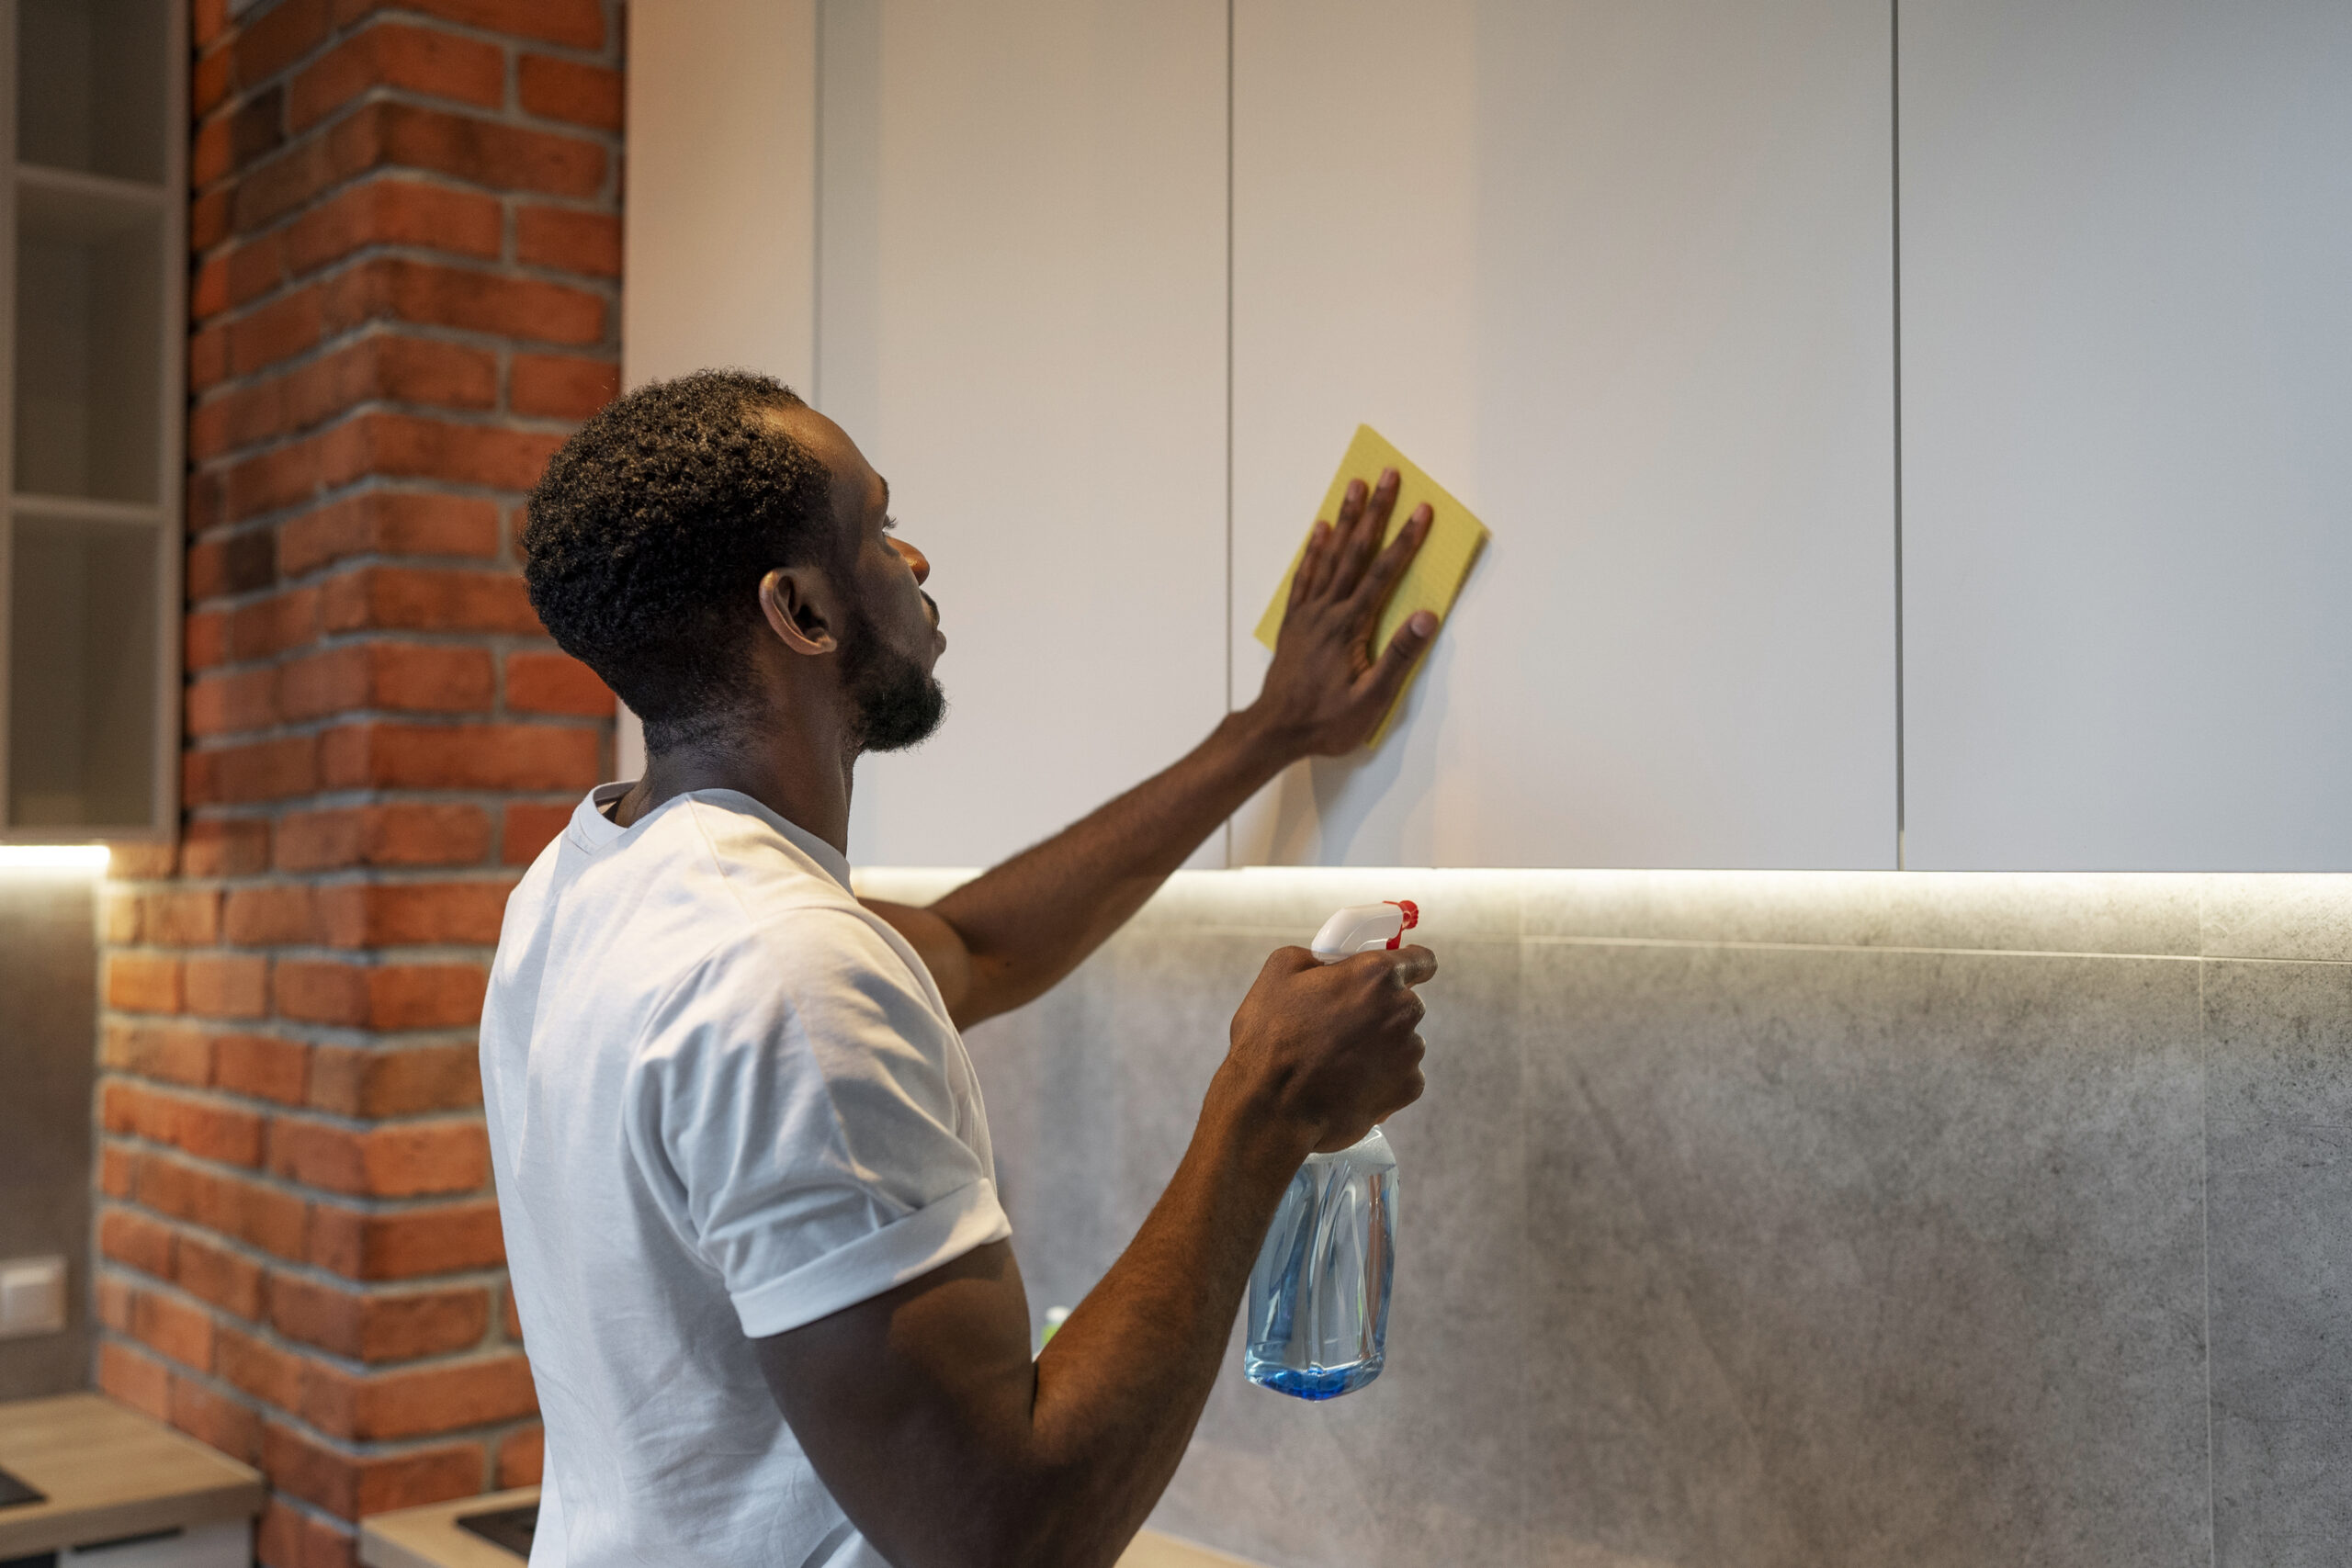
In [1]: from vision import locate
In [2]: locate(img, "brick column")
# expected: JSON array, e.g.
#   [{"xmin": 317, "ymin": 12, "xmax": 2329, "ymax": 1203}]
[{"xmin": 95, "ymin": 3, "xmax": 623, "ymax": 1562}]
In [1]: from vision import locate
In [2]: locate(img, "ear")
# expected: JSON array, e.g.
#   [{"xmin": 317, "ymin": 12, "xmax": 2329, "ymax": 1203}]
[{"xmin": 759, "ymin": 565, "xmax": 843, "ymax": 657}]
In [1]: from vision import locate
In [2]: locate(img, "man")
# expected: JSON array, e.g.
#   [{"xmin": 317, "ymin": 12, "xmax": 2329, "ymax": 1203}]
[{"xmin": 485, "ymin": 369, "xmax": 1440, "ymax": 1568}]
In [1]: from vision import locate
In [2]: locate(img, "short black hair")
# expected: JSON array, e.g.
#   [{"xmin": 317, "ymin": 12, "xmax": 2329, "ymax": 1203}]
[{"xmin": 522, "ymin": 369, "xmax": 841, "ymax": 753}]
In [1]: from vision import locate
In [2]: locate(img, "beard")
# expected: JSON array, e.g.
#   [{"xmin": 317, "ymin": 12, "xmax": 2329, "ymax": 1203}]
[{"xmin": 840, "ymin": 598, "xmax": 946, "ymax": 754}]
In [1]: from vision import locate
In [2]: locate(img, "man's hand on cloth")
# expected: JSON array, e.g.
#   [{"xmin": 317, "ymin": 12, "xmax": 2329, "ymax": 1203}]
[{"xmin": 1246, "ymin": 466, "xmax": 1438, "ymax": 759}]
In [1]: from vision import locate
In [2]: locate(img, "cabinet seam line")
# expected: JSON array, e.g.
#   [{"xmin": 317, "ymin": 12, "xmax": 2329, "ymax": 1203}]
[
  {"xmin": 1892, "ymin": 0, "xmax": 1908, "ymax": 870},
  {"xmin": 1222, "ymin": 0, "xmax": 1236, "ymax": 867}
]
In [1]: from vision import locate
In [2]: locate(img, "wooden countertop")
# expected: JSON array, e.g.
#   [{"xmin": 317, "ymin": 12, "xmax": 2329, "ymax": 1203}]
[
  {"xmin": 1122, "ymin": 1530, "xmax": 1265, "ymax": 1568},
  {"xmin": 0, "ymin": 1393, "xmax": 266, "ymax": 1559},
  {"xmin": 359, "ymin": 1486, "xmax": 541, "ymax": 1568},
  {"xmin": 359, "ymin": 1487, "xmax": 1265, "ymax": 1568}
]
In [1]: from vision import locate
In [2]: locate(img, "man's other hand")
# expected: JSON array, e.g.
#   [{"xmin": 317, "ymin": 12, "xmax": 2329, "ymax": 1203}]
[
  {"xmin": 1218, "ymin": 942, "xmax": 1436, "ymax": 1155},
  {"xmin": 1248, "ymin": 467, "xmax": 1438, "ymax": 757}
]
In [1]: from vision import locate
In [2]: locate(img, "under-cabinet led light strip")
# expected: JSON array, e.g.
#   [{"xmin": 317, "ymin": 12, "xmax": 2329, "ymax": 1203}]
[{"xmin": 0, "ymin": 845, "xmax": 110, "ymax": 874}]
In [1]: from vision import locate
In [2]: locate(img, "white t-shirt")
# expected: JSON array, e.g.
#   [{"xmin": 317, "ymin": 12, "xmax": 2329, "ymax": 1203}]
[{"xmin": 480, "ymin": 784, "xmax": 1010, "ymax": 1567}]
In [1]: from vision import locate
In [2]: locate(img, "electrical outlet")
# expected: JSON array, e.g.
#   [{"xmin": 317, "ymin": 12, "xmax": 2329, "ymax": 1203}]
[{"xmin": 0, "ymin": 1256, "xmax": 67, "ymax": 1338}]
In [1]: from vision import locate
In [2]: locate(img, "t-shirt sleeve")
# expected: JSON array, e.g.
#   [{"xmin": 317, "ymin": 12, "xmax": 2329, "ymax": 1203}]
[{"xmin": 625, "ymin": 909, "xmax": 1010, "ymax": 1338}]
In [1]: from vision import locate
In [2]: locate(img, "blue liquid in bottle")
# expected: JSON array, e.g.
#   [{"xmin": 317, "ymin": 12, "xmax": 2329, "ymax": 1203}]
[{"xmin": 1244, "ymin": 1126, "xmax": 1397, "ymax": 1400}]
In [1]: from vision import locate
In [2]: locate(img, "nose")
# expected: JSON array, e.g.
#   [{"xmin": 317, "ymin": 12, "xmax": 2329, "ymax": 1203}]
[{"xmin": 889, "ymin": 536, "xmax": 930, "ymax": 584}]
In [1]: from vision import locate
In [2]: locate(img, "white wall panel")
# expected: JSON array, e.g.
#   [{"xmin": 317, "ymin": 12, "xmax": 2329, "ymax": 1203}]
[
  {"xmin": 1902, "ymin": 0, "xmax": 2352, "ymax": 870},
  {"xmin": 620, "ymin": 0, "xmax": 822, "ymax": 784},
  {"xmin": 819, "ymin": 0, "xmax": 1229, "ymax": 868},
  {"xmin": 1229, "ymin": 0, "xmax": 1898, "ymax": 869},
  {"xmin": 624, "ymin": 0, "xmax": 817, "ymax": 390}
]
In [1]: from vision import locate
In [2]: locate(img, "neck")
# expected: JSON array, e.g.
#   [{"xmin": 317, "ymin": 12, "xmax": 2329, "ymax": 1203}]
[{"xmin": 612, "ymin": 712, "xmax": 857, "ymax": 852}]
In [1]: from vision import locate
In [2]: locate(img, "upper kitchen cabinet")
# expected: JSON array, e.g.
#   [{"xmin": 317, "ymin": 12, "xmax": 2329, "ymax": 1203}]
[
  {"xmin": 816, "ymin": 0, "xmax": 1230, "ymax": 868},
  {"xmin": 624, "ymin": 0, "xmax": 818, "ymax": 392},
  {"xmin": 1227, "ymin": 0, "xmax": 1900, "ymax": 869},
  {"xmin": 1901, "ymin": 0, "xmax": 2352, "ymax": 869},
  {"xmin": 621, "ymin": 0, "xmax": 824, "ymax": 784},
  {"xmin": 1, "ymin": 0, "xmax": 183, "ymax": 840}
]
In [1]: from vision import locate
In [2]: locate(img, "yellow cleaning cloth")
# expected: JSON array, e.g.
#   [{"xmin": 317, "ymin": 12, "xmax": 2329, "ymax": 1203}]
[{"xmin": 1253, "ymin": 424, "xmax": 1490, "ymax": 747}]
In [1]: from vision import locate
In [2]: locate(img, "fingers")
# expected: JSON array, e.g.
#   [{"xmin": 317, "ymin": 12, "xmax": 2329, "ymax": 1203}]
[
  {"xmin": 1296, "ymin": 472, "xmax": 1403, "ymax": 610},
  {"xmin": 1346, "ymin": 502, "xmax": 1433, "ymax": 620},
  {"xmin": 1292, "ymin": 518, "xmax": 1337, "ymax": 605},
  {"xmin": 1389, "ymin": 1063, "xmax": 1428, "ymax": 1119},
  {"xmin": 1306, "ymin": 479, "xmax": 1370, "ymax": 600},
  {"xmin": 1373, "ymin": 942, "xmax": 1438, "ymax": 987},
  {"xmin": 1335, "ymin": 476, "xmax": 1369, "ymax": 537},
  {"xmin": 1335, "ymin": 469, "xmax": 1400, "ymax": 595},
  {"xmin": 1368, "ymin": 1030, "xmax": 1429, "ymax": 1133},
  {"xmin": 1353, "ymin": 611, "xmax": 1439, "ymax": 716}
]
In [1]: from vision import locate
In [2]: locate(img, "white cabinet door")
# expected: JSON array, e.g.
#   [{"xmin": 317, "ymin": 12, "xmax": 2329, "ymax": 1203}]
[
  {"xmin": 622, "ymin": 0, "xmax": 822, "ymax": 785},
  {"xmin": 819, "ymin": 0, "xmax": 1230, "ymax": 868},
  {"xmin": 1901, "ymin": 0, "xmax": 2352, "ymax": 869},
  {"xmin": 1228, "ymin": 0, "xmax": 1899, "ymax": 869},
  {"xmin": 623, "ymin": 0, "xmax": 818, "ymax": 391}
]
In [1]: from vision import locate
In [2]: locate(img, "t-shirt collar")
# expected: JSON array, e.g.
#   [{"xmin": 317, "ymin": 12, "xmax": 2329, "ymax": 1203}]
[{"xmin": 565, "ymin": 783, "xmax": 855, "ymax": 892}]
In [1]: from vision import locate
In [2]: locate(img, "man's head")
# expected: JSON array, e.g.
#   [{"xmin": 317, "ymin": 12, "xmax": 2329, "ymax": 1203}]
[{"xmin": 523, "ymin": 369, "xmax": 945, "ymax": 758}]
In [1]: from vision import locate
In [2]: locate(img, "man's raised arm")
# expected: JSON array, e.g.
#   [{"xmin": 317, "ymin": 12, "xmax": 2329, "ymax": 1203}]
[{"xmin": 868, "ymin": 471, "xmax": 1437, "ymax": 1028}]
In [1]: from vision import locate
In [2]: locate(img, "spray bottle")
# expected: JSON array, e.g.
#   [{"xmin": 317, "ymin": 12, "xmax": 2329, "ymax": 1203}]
[{"xmin": 1242, "ymin": 901, "xmax": 1418, "ymax": 1400}]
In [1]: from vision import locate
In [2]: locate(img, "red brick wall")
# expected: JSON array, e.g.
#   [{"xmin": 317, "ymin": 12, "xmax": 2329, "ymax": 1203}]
[{"xmin": 96, "ymin": 2, "xmax": 622, "ymax": 1562}]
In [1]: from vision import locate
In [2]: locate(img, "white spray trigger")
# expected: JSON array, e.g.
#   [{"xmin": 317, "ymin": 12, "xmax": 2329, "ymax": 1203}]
[{"xmin": 1309, "ymin": 900, "xmax": 1420, "ymax": 963}]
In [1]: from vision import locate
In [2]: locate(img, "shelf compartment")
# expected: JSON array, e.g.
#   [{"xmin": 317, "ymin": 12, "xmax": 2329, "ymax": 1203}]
[
  {"xmin": 15, "ymin": 163, "xmax": 169, "ymax": 223},
  {"xmin": 13, "ymin": 186, "xmax": 164, "ymax": 503},
  {"xmin": 6, "ymin": 508, "xmax": 163, "ymax": 831},
  {"xmin": 13, "ymin": 0, "xmax": 171, "ymax": 185},
  {"xmin": 6, "ymin": 493, "xmax": 164, "ymax": 525}
]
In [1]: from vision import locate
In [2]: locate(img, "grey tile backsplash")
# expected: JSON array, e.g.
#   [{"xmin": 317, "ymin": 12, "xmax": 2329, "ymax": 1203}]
[
  {"xmin": 2204, "ymin": 960, "xmax": 2352, "ymax": 1566},
  {"xmin": 854, "ymin": 868, "xmax": 2352, "ymax": 1568}
]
